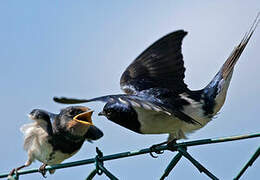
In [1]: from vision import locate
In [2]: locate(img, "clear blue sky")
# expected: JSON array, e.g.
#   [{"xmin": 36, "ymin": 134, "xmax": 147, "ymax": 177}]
[{"xmin": 0, "ymin": 1, "xmax": 259, "ymax": 179}]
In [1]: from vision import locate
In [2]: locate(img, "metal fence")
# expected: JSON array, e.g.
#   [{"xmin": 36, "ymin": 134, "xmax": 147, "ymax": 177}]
[{"xmin": 1, "ymin": 132, "xmax": 259, "ymax": 180}]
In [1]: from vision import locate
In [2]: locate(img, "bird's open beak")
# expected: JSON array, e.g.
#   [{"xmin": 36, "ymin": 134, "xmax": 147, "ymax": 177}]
[
  {"xmin": 98, "ymin": 111, "xmax": 105, "ymax": 116},
  {"xmin": 73, "ymin": 110, "xmax": 94, "ymax": 125}
]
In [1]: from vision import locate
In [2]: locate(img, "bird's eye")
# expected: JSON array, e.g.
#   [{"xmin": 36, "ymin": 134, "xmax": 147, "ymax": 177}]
[
  {"xmin": 69, "ymin": 109, "xmax": 83, "ymax": 116},
  {"xmin": 36, "ymin": 113, "xmax": 42, "ymax": 119},
  {"xmin": 69, "ymin": 110, "xmax": 76, "ymax": 116}
]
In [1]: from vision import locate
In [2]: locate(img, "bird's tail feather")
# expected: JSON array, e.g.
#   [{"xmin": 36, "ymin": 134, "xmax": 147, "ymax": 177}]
[
  {"xmin": 221, "ymin": 12, "xmax": 259, "ymax": 80},
  {"xmin": 203, "ymin": 13, "xmax": 259, "ymax": 115},
  {"xmin": 206, "ymin": 13, "xmax": 259, "ymax": 91}
]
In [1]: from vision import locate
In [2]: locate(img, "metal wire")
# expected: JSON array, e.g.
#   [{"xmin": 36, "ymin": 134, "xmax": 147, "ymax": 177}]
[
  {"xmin": 234, "ymin": 146, "xmax": 260, "ymax": 180},
  {"xmin": 1, "ymin": 132, "xmax": 259, "ymax": 180}
]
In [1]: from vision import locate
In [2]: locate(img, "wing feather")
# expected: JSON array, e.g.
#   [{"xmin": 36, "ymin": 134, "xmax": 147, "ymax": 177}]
[{"xmin": 120, "ymin": 30, "xmax": 188, "ymax": 95}]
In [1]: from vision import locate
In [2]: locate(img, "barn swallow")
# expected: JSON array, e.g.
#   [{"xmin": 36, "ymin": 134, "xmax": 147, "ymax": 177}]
[
  {"xmin": 9, "ymin": 106, "xmax": 103, "ymax": 178},
  {"xmin": 54, "ymin": 15, "xmax": 259, "ymax": 149}
]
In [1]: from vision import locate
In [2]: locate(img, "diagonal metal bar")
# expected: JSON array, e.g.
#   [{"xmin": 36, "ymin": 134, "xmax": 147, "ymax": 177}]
[
  {"xmin": 177, "ymin": 147, "xmax": 219, "ymax": 180},
  {"xmin": 97, "ymin": 163, "xmax": 118, "ymax": 180},
  {"xmin": 234, "ymin": 146, "xmax": 260, "ymax": 180},
  {"xmin": 1, "ymin": 132, "xmax": 259, "ymax": 178},
  {"xmin": 85, "ymin": 169, "xmax": 97, "ymax": 180},
  {"xmin": 160, "ymin": 152, "xmax": 182, "ymax": 180}
]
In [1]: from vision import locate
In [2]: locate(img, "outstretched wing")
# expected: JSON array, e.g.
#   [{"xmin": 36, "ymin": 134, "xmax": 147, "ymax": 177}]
[
  {"xmin": 53, "ymin": 95, "xmax": 127, "ymax": 104},
  {"xmin": 120, "ymin": 30, "xmax": 188, "ymax": 95},
  {"xmin": 53, "ymin": 95, "xmax": 201, "ymax": 125}
]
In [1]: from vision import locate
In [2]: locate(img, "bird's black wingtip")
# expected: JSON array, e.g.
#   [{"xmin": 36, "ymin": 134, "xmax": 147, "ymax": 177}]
[
  {"xmin": 53, "ymin": 96, "xmax": 84, "ymax": 104},
  {"xmin": 53, "ymin": 96, "xmax": 59, "ymax": 102},
  {"xmin": 53, "ymin": 96, "xmax": 67, "ymax": 104},
  {"xmin": 167, "ymin": 29, "xmax": 188, "ymax": 38}
]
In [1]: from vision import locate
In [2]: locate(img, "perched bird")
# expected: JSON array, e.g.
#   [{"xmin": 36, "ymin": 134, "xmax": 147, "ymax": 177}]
[
  {"xmin": 9, "ymin": 106, "xmax": 103, "ymax": 177},
  {"xmin": 54, "ymin": 15, "xmax": 259, "ymax": 148}
]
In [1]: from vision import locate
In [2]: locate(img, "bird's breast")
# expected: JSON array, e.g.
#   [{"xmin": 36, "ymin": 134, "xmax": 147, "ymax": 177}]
[
  {"xmin": 21, "ymin": 123, "xmax": 81, "ymax": 165},
  {"xmin": 134, "ymin": 107, "xmax": 183, "ymax": 134},
  {"xmin": 45, "ymin": 149, "xmax": 79, "ymax": 165}
]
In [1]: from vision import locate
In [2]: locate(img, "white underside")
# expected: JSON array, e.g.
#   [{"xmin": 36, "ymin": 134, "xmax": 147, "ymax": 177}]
[
  {"xmin": 134, "ymin": 96, "xmax": 211, "ymax": 140},
  {"xmin": 20, "ymin": 122, "xmax": 78, "ymax": 168}
]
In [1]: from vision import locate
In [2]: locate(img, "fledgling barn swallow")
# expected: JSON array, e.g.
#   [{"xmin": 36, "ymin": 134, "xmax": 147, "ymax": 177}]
[
  {"xmin": 54, "ymin": 15, "xmax": 259, "ymax": 148},
  {"xmin": 9, "ymin": 106, "xmax": 103, "ymax": 178}
]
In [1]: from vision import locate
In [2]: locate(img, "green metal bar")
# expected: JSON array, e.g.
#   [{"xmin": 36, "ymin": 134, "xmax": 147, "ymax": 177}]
[
  {"xmin": 85, "ymin": 169, "xmax": 97, "ymax": 180},
  {"xmin": 173, "ymin": 133, "xmax": 260, "ymax": 148},
  {"xmin": 1, "ymin": 132, "xmax": 259, "ymax": 178},
  {"xmin": 1, "ymin": 158, "xmax": 96, "ymax": 178},
  {"xmin": 178, "ymin": 147, "xmax": 219, "ymax": 180},
  {"xmin": 160, "ymin": 152, "xmax": 182, "ymax": 180},
  {"xmin": 234, "ymin": 146, "xmax": 260, "ymax": 180}
]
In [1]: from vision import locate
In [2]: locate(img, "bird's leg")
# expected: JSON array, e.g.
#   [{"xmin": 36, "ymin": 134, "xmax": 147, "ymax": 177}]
[
  {"xmin": 8, "ymin": 165, "xmax": 26, "ymax": 178},
  {"xmin": 8, "ymin": 159, "xmax": 32, "ymax": 178},
  {"xmin": 38, "ymin": 163, "xmax": 48, "ymax": 178},
  {"xmin": 149, "ymin": 141, "xmax": 168, "ymax": 158}
]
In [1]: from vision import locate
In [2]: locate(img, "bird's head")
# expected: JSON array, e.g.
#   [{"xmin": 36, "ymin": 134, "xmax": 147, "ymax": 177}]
[
  {"xmin": 98, "ymin": 101, "xmax": 135, "ymax": 122},
  {"xmin": 57, "ymin": 106, "xmax": 94, "ymax": 137},
  {"xmin": 98, "ymin": 102, "xmax": 121, "ymax": 120},
  {"xmin": 98, "ymin": 101, "xmax": 139, "ymax": 132},
  {"xmin": 28, "ymin": 109, "xmax": 51, "ymax": 124}
]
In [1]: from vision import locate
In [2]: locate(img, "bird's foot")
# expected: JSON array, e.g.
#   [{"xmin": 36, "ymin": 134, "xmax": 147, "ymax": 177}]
[
  {"xmin": 8, "ymin": 165, "xmax": 26, "ymax": 179},
  {"xmin": 38, "ymin": 164, "xmax": 47, "ymax": 178},
  {"xmin": 149, "ymin": 141, "xmax": 167, "ymax": 158},
  {"xmin": 8, "ymin": 168, "xmax": 16, "ymax": 176},
  {"xmin": 166, "ymin": 139, "xmax": 177, "ymax": 151},
  {"xmin": 8, "ymin": 168, "xmax": 18, "ymax": 180}
]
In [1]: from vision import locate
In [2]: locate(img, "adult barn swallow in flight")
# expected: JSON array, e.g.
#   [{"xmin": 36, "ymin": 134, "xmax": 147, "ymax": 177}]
[
  {"xmin": 9, "ymin": 106, "xmax": 103, "ymax": 178},
  {"xmin": 54, "ymin": 15, "xmax": 259, "ymax": 148}
]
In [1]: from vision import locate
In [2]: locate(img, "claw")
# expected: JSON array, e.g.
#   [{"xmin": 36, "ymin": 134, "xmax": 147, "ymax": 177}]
[
  {"xmin": 38, "ymin": 164, "xmax": 47, "ymax": 178},
  {"xmin": 149, "ymin": 144, "xmax": 165, "ymax": 158},
  {"xmin": 8, "ymin": 165, "xmax": 26, "ymax": 180},
  {"xmin": 14, "ymin": 169, "xmax": 18, "ymax": 179},
  {"xmin": 166, "ymin": 139, "xmax": 177, "ymax": 151},
  {"xmin": 150, "ymin": 151, "xmax": 158, "ymax": 158}
]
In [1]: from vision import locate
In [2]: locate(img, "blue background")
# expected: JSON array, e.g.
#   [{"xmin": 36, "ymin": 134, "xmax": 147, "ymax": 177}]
[{"xmin": 0, "ymin": 1, "xmax": 259, "ymax": 179}]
